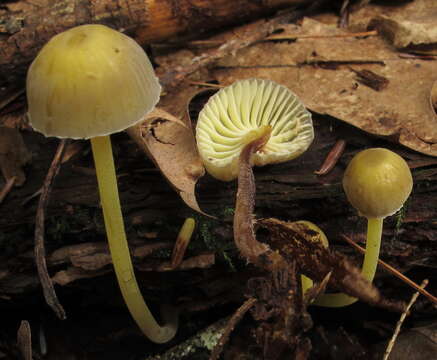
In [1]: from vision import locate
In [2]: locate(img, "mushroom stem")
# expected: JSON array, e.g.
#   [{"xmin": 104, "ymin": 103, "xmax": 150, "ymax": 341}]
[
  {"xmin": 90, "ymin": 135, "xmax": 178, "ymax": 343},
  {"xmin": 312, "ymin": 217, "xmax": 384, "ymax": 307},
  {"xmin": 362, "ymin": 217, "xmax": 384, "ymax": 281}
]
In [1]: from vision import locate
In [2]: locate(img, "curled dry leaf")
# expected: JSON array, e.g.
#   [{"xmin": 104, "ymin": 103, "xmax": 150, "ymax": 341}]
[
  {"xmin": 126, "ymin": 100, "xmax": 206, "ymax": 214},
  {"xmin": 214, "ymin": 17, "xmax": 437, "ymax": 156},
  {"xmin": 258, "ymin": 218, "xmax": 405, "ymax": 312}
]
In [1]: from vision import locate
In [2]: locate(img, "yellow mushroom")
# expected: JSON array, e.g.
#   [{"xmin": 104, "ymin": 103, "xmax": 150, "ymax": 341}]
[
  {"xmin": 27, "ymin": 24, "xmax": 177, "ymax": 343},
  {"xmin": 314, "ymin": 148, "xmax": 413, "ymax": 307}
]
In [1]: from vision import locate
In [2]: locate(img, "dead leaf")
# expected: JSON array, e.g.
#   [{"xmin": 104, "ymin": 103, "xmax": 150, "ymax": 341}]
[
  {"xmin": 213, "ymin": 17, "xmax": 437, "ymax": 156},
  {"xmin": 52, "ymin": 267, "xmax": 110, "ymax": 286},
  {"xmin": 369, "ymin": 14, "xmax": 437, "ymax": 51},
  {"xmin": 0, "ymin": 126, "xmax": 31, "ymax": 186},
  {"xmin": 127, "ymin": 94, "xmax": 206, "ymax": 215},
  {"xmin": 376, "ymin": 323, "xmax": 437, "ymax": 360},
  {"xmin": 52, "ymin": 254, "xmax": 215, "ymax": 286}
]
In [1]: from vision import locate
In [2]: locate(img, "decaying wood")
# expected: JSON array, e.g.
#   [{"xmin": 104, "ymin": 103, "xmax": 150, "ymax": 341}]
[
  {"xmin": 0, "ymin": 0, "xmax": 308, "ymax": 85},
  {"xmin": 0, "ymin": 118, "xmax": 436, "ymax": 297}
]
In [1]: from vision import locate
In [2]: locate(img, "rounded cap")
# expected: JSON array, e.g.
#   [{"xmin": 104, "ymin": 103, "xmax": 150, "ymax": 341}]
[
  {"xmin": 27, "ymin": 24, "xmax": 161, "ymax": 139},
  {"xmin": 195, "ymin": 78, "xmax": 314, "ymax": 181},
  {"xmin": 342, "ymin": 148, "xmax": 413, "ymax": 219}
]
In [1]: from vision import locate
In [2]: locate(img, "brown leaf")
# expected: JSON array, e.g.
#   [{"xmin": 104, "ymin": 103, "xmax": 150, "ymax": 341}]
[
  {"xmin": 127, "ymin": 99, "xmax": 206, "ymax": 214},
  {"xmin": 369, "ymin": 14, "xmax": 437, "ymax": 51},
  {"xmin": 213, "ymin": 17, "xmax": 437, "ymax": 156},
  {"xmin": 376, "ymin": 323, "xmax": 437, "ymax": 360},
  {"xmin": 0, "ymin": 126, "xmax": 31, "ymax": 186},
  {"xmin": 258, "ymin": 218, "xmax": 405, "ymax": 312}
]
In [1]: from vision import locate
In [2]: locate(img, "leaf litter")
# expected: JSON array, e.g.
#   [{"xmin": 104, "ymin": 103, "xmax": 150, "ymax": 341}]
[{"xmin": 213, "ymin": 15, "xmax": 437, "ymax": 156}]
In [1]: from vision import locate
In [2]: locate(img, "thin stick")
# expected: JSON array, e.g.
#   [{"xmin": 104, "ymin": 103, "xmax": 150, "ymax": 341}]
[
  {"xmin": 0, "ymin": 176, "xmax": 16, "ymax": 204},
  {"xmin": 189, "ymin": 30, "xmax": 378, "ymax": 45},
  {"xmin": 383, "ymin": 279, "xmax": 428, "ymax": 360},
  {"xmin": 314, "ymin": 139, "xmax": 346, "ymax": 175},
  {"xmin": 187, "ymin": 81, "xmax": 224, "ymax": 88},
  {"xmin": 35, "ymin": 139, "xmax": 67, "ymax": 320},
  {"xmin": 341, "ymin": 235, "xmax": 437, "ymax": 305},
  {"xmin": 209, "ymin": 297, "xmax": 257, "ymax": 360},
  {"xmin": 266, "ymin": 30, "xmax": 377, "ymax": 41}
]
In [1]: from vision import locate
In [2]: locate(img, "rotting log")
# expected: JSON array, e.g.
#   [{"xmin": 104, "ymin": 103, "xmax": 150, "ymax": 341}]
[
  {"xmin": 0, "ymin": 0, "xmax": 308, "ymax": 85},
  {"xmin": 0, "ymin": 117, "xmax": 436, "ymax": 298}
]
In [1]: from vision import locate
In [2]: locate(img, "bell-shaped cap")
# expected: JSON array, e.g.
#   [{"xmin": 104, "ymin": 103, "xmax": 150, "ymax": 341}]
[
  {"xmin": 195, "ymin": 78, "xmax": 314, "ymax": 181},
  {"xmin": 343, "ymin": 148, "xmax": 413, "ymax": 219},
  {"xmin": 27, "ymin": 24, "xmax": 161, "ymax": 139}
]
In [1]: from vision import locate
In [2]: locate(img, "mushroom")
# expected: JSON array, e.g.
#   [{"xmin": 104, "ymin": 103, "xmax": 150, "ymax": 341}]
[
  {"xmin": 314, "ymin": 148, "xmax": 413, "ymax": 307},
  {"xmin": 27, "ymin": 24, "xmax": 177, "ymax": 343},
  {"xmin": 196, "ymin": 78, "xmax": 314, "ymax": 265},
  {"xmin": 196, "ymin": 78, "xmax": 314, "ymax": 181}
]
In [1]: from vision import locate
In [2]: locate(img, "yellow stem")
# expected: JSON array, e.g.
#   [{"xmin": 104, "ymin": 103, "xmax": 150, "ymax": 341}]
[
  {"xmin": 313, "ymin": 217, "xmax": 384, "ymax": 307},
  {"xmin": 90, "ymin": 135, "xmax": 177, "ymax": 343}
]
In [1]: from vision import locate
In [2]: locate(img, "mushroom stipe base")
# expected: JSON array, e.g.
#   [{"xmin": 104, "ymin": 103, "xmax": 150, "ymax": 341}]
[
  {"xmin": 91, "ymin": 135, "xmax": 178, "ymax": 343},
  {"xmin": 311, "ymin": 217, "xmax": 384, "ymax": 307}
]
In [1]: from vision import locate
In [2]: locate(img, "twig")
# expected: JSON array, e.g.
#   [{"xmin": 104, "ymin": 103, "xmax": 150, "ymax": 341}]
[
  {"xmin": 0, "ymin": 176, "xmax": 16, "ymax": 204},
  {"xmin": 0, "ymin": 88, "xmax": 24, "ymax": 113},
  {"xmin": 189, "ymin": 30, "xmax": 378, "ymax": 44},
  {"xmin": 383, "ymin": 279, "xmax": 428, "ymax": 360},
  {"xmin": 315, "ymin": 139, "xmax": 346, "ymax": 175},
  {"xmin": 187, "ymin": 81, "xmax": 224, "ymax": 88},
  {"xmin": 209, "ymin": 297, "xmax": 257, "ymax": 360},
  {"xmin": 339, "ymin": 0, "xmax": 350, "ymax": 28},
  {"xmin": 266, "ymin": 30, "xmax": 377, "ymax": 41},
  {"xmin": 35, "ymin": 139, "xmax": 68, "ymax": 320},
  {"xmin": 341, "ymin": 235, "xmax": 437, "ymax": 305},
  {"xmin": 17, "ymin": 320, "xmax": 32, "ymax": 360}
]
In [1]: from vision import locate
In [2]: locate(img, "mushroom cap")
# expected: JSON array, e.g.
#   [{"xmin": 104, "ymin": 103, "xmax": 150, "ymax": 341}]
[
  {"xmin": 342, "ymin": 148, "xmax": 413, "ymax": 219},
  {"xmin": 27, "ymin": 24, "xmax": 161, "ymax": 139},
  {"xmin": 195, "ymin": 78, "xmax": 314, "ymax": 181}
]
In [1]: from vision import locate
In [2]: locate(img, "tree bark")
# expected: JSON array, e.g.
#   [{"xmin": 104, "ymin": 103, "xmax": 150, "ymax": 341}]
[{"xmin": 0, "ymin": 0, "xmax": 307, "ymax": 85}]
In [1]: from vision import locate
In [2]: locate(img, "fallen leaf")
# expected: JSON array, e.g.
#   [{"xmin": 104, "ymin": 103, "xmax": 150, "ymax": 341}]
[
  {"xmin": 375, "ymin": 323, "xmax": 437, "ymax": 360},
  {"xmin": 127, "ymin": 91, "xmax": 206, "ymax": 215},
  {"xmin": 0, "ymin": 126, "xmax": 31, "ymax": 185},
  {"xmin": 213, "ymin": 17, "xmax": 437, "ymax": 156},
  {"xmin": 369, "ymin": 14, "xmax": 437, "ymax": 51}
]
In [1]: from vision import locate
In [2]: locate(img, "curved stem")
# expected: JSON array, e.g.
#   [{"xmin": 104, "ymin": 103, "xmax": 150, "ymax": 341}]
[
  {"xmin": 91, "ymin": 135, "xmax": 177, "ymax": 343},
  {"xmin": 313, "ymin": 217, "xmax": 384, "ymax": 307}
]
